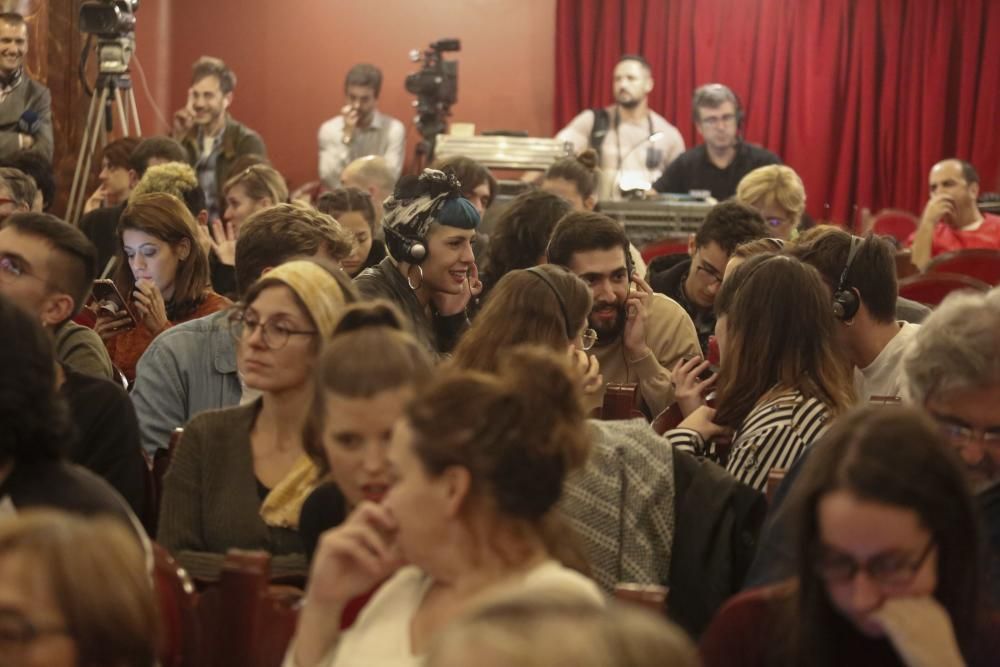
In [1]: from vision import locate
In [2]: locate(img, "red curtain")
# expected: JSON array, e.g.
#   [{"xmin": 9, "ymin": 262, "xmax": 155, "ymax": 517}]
[{"xmin": 555, "ymin": 0, "xmax": 1000, "ymax": 226}]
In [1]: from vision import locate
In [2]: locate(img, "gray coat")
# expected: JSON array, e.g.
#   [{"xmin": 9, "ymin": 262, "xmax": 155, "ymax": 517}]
[{"xmin": 0, "ymin": 76, "xmax": 52, "ymax": 160}]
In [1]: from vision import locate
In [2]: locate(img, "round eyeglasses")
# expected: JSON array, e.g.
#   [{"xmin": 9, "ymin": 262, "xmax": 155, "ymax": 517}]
[
  {"xmin": 579, "ymin": 328, "xmax": 598, "ymax": 351},
  {"xmin": 228, "ymin": 308, "xmax": 317, "ymax": 350}
]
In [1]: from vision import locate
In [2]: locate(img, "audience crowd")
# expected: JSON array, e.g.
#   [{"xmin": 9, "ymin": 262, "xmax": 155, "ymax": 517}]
[{"xmin": 1, "ymin": 17, "xmax": 999, "ymax": 666}]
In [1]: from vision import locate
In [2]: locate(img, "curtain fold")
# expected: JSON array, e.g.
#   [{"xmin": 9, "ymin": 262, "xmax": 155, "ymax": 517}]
[{"xmin": 555, "ymin": 0, "xmax": 1000, "ymax": 225}]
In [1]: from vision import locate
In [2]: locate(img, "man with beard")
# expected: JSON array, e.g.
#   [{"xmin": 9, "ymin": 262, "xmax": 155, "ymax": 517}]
[
  {"xmin": 652, "ymin": 84, "xmax": 780, "ymax": 201},
  {"xmin": 319, "ymin": 64, "xmax": 405, "ymax": 189},
  {"xmin": 547, "ymin": 211, "xmax": 699, "ymax": 416},
  {"xmin": 173, "ymin": 56, "xmax": 267, "ymax": 222},
  {"xmin": 0, "ymin": 13, "xmax": 51, "ymax": 161},
  {"xmin": 556, "ymin": 55, "xmax": 685, "ymax": 200}
]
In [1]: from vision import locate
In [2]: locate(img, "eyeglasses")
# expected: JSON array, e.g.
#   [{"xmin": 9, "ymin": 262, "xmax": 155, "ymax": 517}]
[
  {"xmin": 0, "ymin": 608, "xmax": 69, "ymax": 650},
  {"xmin": 228, "ymin": 308, "xmax": 317, "ymax": 350},
  {"xmin": 579, "ymin": 328, "xmax": 598, "ymax": 351},
  {"xmin": 929, "ymin": 411, "xmax": 1000, "ymax": 451},
  {"xmin": 694, "ymin": 262, "xmax": 724, "ymax": 286},
  {"xmin": 766, "ymin": 217, "xmax": 790, "ymax": 229},
  {"xmin": 814, "ymin": 538, "xmax": 935, "ymax": 588},
  {"xmin": 0, "ymin": 254, "xmax": 47, "ymax": 286}
]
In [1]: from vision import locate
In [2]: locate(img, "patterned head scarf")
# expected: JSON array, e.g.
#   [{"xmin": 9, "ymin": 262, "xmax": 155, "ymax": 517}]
[{"xmin": 381, "ymin": 169, "xmax": 480, "ymax": 251}]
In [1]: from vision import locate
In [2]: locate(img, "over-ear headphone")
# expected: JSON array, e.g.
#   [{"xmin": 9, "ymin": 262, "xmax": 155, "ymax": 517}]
[
  {"xmin": 384, "ymin": 225, "xmax": 428, "ymax": 265},
  {"xmin": 525, "ymin": 267, "xmax": 574, "ymax": 338},
  {"xmin": 691, "ymin": 83, "xmax": 745, "ymax": 131},
  {"xmin": 832, "ymin": 236, "xmax": 864, "ymax": 321}
]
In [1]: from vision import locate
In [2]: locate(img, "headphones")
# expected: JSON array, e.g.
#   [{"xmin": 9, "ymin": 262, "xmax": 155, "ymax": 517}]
[
  {"xmin": 691, "ymin": 84, "xmax": 745, "ymax": 132},
  {"xmin": 525, "ymin": 267, "xmax": 574, "ymax": 338},
  {"xmin": 384, "ymin": 225, "xmax": 427, "ymax": 265},
  {"xmin": 832, "ymin": 236, "xmax": 864, "ymax": 321}
]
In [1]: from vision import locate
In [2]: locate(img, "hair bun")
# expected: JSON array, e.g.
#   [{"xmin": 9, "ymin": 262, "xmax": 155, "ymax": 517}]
[
  {"xmin": 576, "ymin": 149, "xmax": 599, "ymax": 170},
  {"xmin": 333, "ymin": 300, "xmax": 407, "ymax": 336}
]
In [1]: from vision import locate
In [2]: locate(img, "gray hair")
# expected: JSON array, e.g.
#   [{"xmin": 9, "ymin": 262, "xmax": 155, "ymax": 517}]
[
  {"xmin": 691, "ymin": 83, "xmax": 740, "ymax": 124},
  {"xmin": 0, "ymin": 167, "xmax": 37, "ymax": 209},
  {"xmin": 903, "ymin": 287, "xmax": 1000, "ymax": 404}
]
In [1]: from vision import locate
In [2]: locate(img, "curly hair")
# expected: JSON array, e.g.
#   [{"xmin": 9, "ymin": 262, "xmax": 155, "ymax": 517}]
[
  {"xmin": 130, "ymin": 162, "xmax": 206, "ymax": 217},
  {"xmin": 0, "ymin": 294, "xmax": 70, "ymax": 465}
]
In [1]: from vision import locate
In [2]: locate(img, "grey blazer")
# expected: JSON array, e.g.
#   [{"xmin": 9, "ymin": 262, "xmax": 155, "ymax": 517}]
[{"xmin": 0, "ymin": 76, "xmax": 53, "ymax": 160}]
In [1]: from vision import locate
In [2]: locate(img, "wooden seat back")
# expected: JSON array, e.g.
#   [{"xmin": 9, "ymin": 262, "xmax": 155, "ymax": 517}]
[
  {"xmin": 600, "ymin": 383, "xmax": 646, "ymax": 420},
  {"xmin": 898, "ymin": 272, "xmax": 990, "ymax": 306},
  {"xmin": 152, "ymin": 543, "xmax": 199, "ymax": 667},
  {"xmin": 148, "ymin": 427, "xmax": 183, "ymax": 538},
  {"xmin": 926, "ymin": 248, "xmax": 1000, "ymax": 286}
]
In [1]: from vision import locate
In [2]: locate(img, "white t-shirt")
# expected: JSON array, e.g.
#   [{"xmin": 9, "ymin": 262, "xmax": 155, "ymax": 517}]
[
  {"xmin": 287, "ymin": 561, "xmax": 603, "ymax": 667},
  {"xmin": 854, "ymin": 322, "xmax": 921, "ymax": 403}
]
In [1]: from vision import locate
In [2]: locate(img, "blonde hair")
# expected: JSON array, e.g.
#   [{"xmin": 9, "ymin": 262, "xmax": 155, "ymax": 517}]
[
  {"xmin": 222, "ymin": 164, "xmax": 288, "ymax": 205},
  {"xmin": 0, "ymin": 511, "xmax": 157, "ymax": 667},
  {"xmin": 736, "ymin": 164, "xmax": 806, "ymax": 222},
  {"xmin": 131, "ymin": 161, "xmax": 197, "ymax": 201}
]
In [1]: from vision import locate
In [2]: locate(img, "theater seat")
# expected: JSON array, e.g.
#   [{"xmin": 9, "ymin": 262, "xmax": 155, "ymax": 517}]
[
  {"xmin": 897, "ymin": 272, "xmax": 990, "ymax": 306},
  {"xmin": 148, "ymin": 427, "xmax": 183, "ymax": 538},
  {"xmin": 641, "ymin": 238, "xmax": 689, "ymax": 265},
  {"xmin": 869, "ymin": 209, "xmax": 918, "ymax": 245},
  {"xmin": 600, "ymin": 383, "xmax": 645, "ymax": 420},
  {"xmin": 926, "ymin": 248, "xmax": 1000, "ymax": 286},
  {"xmin": 152, "ymin": 543, "xmax": 199, "ymax": 667}
]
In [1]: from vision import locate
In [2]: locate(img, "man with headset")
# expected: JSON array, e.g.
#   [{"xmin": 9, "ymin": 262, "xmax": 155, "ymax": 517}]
[
  {"xmin": 788, "ymin": 227, "xmax": 920, "ymax": 403},
  {"xmin": 651, "ymin": 83, "xmax": 780, "ymax": 201},
  {"xmin": 547, "ymin": 211, "xmax": 699, "ymax": 417},
  {"xmin": 555, "ymin": 55, "xmax": 685, "ymax": 200}
]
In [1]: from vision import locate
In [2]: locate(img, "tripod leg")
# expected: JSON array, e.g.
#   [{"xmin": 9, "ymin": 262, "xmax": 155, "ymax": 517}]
[
  {"xmin": 113, "ymin": 87, "xmax": 129, "ymax": 137},
  {"xmin": 126, "ymin": 86, "xmax": 142, "ymax": 136},
  {"xmin": 67, "ymin": 84, "xmax": 110, "ymax": 224}
]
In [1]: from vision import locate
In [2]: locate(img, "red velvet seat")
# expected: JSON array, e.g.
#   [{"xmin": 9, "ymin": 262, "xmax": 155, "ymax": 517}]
[
  {"xmin": 599, "ymin": 383, "xmax": 646, "ymax": 420},
  {"xmin": 869, "ymin": 209, "xmax": 918, "ymax": 244},
  {"xmin": 640, "ymin": 237, "xmax": 689, "ymax": 264},
  {"xmin": 925, "ymin": 248, "xmax": 1000, "ymax": 286},
  {"xmin": 897, "ymin": 272, "xmax": 990, "ymax": 306},
  {"xmin": 152, "ymin": 543, "xmax": 199, "ymax": 667}
]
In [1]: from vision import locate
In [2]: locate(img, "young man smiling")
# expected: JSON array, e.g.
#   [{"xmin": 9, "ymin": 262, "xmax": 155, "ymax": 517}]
[{"xmin": 0, "ymin": 13, "xmax": 51, "ymax": 160}]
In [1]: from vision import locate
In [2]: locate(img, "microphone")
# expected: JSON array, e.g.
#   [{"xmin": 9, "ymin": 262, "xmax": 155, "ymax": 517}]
[
  {"xmin": 17, "ymin": 110, "xmax": 40, "ymax": 135},
  {"xmin": 616, "ymin": 131, "xmax": 664, "ymax": 194}
]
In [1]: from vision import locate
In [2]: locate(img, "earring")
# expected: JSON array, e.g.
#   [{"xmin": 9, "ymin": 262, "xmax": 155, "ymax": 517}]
[{"xmin": 407, "ymin": 265, "xmax": 424, "ymax": 291}]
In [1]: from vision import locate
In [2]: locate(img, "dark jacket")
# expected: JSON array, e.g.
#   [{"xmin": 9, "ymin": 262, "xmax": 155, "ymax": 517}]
[
  {"xmin": 668, "ymin": 448, "xmax": 767, "ymax": 638},
  {"xmin": 650, "ymin": 258, "xmax": 715, "ymax": 356},
  {"xmin": 78, "ymin": 201, "xmax": 126, "ymax": 273},
  {"xmin": 179, "ymin": 114, "xmax": 267, "ymax": 205},
  {"xmin": 0, "ymin": 75, "xmax": 52, "ymax": 160},
  {"xmin": 354, "ymin": 257, "xmax": 468, "ymax": 356}
]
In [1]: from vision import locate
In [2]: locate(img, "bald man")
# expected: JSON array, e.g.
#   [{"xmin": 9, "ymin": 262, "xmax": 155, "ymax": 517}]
[
  {"xmin": 340, "ymin": 155, "xmax": 396, "ymax": 230},
  {"xmin": 910, "ymin": 159, "xmax": 1000, "ymax": 270}
]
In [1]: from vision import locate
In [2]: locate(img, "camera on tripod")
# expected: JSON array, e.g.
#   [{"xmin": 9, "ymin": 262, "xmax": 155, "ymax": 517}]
[
  {"xmin": 79, "ymin": 0, "xmax": 138, "ymax": 75},
  {"xmin": 405, "ymin": 39, "xmax": 460, "ymax": 160}
]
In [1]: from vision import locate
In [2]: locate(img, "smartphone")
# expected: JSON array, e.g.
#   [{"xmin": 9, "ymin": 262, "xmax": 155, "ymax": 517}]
[
  {"xmin": 91, "ymin": 279, "xmax": 137, "ymax": 330},
  {"xmin": 682, "ymin": 355, "xmax": 717, "ymax": 383}
]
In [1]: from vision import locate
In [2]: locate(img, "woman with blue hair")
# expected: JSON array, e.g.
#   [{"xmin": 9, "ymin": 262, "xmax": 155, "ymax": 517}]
[{"xmin": 354, "ymin": 169, "xmax": 482, "ymax": 356}]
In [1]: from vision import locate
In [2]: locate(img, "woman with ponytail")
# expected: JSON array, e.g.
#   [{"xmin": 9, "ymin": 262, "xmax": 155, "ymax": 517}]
[{"xmin": 286, "ymin": 347, "xmax": 601, "ymax": 667}]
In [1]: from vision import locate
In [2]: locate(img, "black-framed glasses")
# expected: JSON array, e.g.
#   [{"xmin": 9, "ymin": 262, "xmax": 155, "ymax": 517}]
[
  {"xmin": 0, "ymin": 608, "xmax": 69, "ymax": 649},
  {"xmin": 228, "ymin": 308, "xmax": 317, "ymax": 350},
  {"xmin": 694, "ymin": 262, "xmax": 723, "ymax": 286},
  {"xmin": 579, "ymin": 328, "xmax": 598, "ymax": 351},
  {"xmin": 813, "ymin": 538, "xmax": 935, "ymax": 588}
]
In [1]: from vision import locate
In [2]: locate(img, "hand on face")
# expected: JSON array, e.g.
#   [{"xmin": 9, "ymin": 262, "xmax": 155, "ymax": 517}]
[
  {"xmin": 131, "ymin": 279, "xmax": 169, "ymax": 334},
  {"xmin": 172, "ymin": 106, "xmax": 194, "ymax": 137},
  {"xmin": 871, "ymin": 596, "xmax": 965, "ymax": 667},
  {"xmin": 571, "ymin": 348, "xmax": 604, "ymax": 412},
  {"xmin": 922, "ymin": 194, "xmax": 958, "ymax": 227},
  {"xmin": 623, "ymin": 274, "xmax": 653, "ymax": 360},
  {"xmin": 671, "ymin": 356, "xmax": 717, "ymax": 417},
  {"xmin": 430, "ymin": 262, "xmax": 482, "ymax": 317},
  {"xmin": 305, "ymin": 502, "xmax": 404, "ymax": 608},
  {"xmin": 341, "ymin": 104, "xmax": 360, "ymax": 135}
]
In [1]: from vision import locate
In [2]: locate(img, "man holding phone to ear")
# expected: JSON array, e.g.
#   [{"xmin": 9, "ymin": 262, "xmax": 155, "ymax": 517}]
[{"xmin": 547, "ymin": 211, "xmax": 699, "ymax": 416}]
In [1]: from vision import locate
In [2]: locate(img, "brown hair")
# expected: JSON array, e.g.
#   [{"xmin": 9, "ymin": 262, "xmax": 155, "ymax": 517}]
[
  {"xmin": 481, "ymin": 190, "xmax": 573, "ymax": 287},
  {"xmin": 114, "ymin": 192, "xmax": 211, "ymax": 318},
  {"xmin": 713, "ymin": 254, "xmax": 853, "ymax": 428},
  {"xmin": 782, "ymin": 406, "xmax": 982, "ymax": 666},
  {"xmin": 222, "ymin": 163, "xmax": 288, "ymax": 206},
  {"xmin": 452, "ymin": 265, "xmax": 592, "ymax": 373},
  {"xmin": 429, "ymin": 592, "xmax": 698, "ymax": 667},
  {"xmin": 546, "ymin": 211, "xmax": 630, "ymax": 267},
  {"xmin": 0, "ymin": 166, "xmax": 37, "ymax": 209},
  {"xmin": 316, "ymin": 187, "xmax": 376, "ymax": 234},
  {"xmin": 100, "ymin": 137, "xmax": 142, "ymax": 171},
  {"xmin": 407, "ymin": 346, "xmax": 589, "ymax": 521},
  {"xmin": 303, "ymin": 301, "xmax": 433, "ymax": 476},
  {"xmin": 0, "ymin": 511, "xmax": 157, "ymax": 667},
  {"xmin": 788, "ymin": 226, "xmax": 898, "ymax": 324},
  {"xmin": 731, "ymin": 237, "xmax": 785, "ymax": 260},
  {"xmin": 191, "ymin": 55, "xmax": 236, "ymax": 93},
  {"xmin": 545, "ymin": 149, "xmax": 600, "ymax": 199},
  {"xmin": 233, "ymin": 203, "xmax": 355, "ymax": 297},
  {"xmin": 432, "ymin": 155, "xmax": 498, "ymax": 207}
]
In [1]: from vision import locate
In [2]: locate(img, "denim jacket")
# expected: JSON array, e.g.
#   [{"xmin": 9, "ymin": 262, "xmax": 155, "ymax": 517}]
[{"xmin": 130, "ymin": 309, "xmax": 241, "ymax": 457}]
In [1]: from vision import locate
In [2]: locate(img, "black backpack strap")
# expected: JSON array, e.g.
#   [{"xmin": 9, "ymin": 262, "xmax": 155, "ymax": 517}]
[{"xmin": 589, "ymin": 107, "xmax": 611, "ymax": 160}]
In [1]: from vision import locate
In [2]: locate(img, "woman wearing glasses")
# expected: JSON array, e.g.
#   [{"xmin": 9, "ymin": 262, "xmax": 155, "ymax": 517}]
[
  {"xmin": 450, "ymin": 264, "xmax": 602, "ymax": 410},
  {"xmin": 96, "ymin": 192, "xmax": 230, "ymax": 382},
  {"xmin": 735, "ymin": 165, "xmax": 806, "ymax": 242},
  {"xmin": 701, "ymin": 406, "xmax": 1000, "ymax": 667},
  {"xmin": 157, "ymin": 259, "xmax": 354, "ymax": 581}
]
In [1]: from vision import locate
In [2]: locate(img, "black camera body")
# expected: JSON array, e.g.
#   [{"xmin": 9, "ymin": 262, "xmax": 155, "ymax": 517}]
[
  {"xmin": 80, "ymin": 0, "xmax": 138, "ymax": 37},
  {"xmin": 405, "ymin": 39, "xmax": 460, "ymax": 156}
]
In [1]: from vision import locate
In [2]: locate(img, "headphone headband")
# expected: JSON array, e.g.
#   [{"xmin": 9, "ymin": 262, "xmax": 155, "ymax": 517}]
[{"xmin": 525, "ymin": 267, "xmax": 574, "ymax": 339}]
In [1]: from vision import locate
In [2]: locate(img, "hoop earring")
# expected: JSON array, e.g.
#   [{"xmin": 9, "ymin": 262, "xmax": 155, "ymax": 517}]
[{"xmin": 407, "ymin": 264, "xmax": 424, "ymax": 291}]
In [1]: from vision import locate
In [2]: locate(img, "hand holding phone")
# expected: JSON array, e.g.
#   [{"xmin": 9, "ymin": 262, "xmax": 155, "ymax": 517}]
[{"xmin": 92, "ymin": 279, "xmax": 136, "ymax": 340}]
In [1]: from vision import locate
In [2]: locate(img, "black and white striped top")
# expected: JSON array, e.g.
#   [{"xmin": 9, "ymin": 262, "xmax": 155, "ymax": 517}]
[{"xmin": 666, "ymin": 390, "xmax": 833, "ymax": 492}]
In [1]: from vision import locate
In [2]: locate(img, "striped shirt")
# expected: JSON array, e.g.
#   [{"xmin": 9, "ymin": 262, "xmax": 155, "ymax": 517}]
[{"xmin": 666, "ymin": 390, "xmax": 833, "ymax": 492}]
